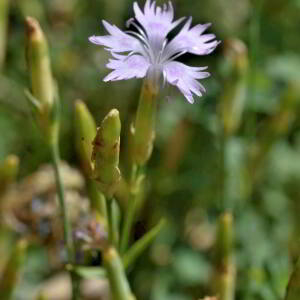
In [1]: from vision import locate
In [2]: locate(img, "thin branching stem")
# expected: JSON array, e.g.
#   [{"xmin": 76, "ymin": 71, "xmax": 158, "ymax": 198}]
[
  {"xmin": 107, "ymin": 197, "xmax": 118, "ymax": 247},
  {"xmin": 120, "ymin": 164, "xmax": 139, "ymax": 254},
  {"xmin": 50, "ymin": 141, "xmax": 79, "ymax": 300}
]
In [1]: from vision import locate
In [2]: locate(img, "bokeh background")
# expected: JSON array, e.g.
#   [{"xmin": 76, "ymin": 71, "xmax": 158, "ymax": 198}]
[{"xmin": 1, "ymin": 0, "xmax": 300, "ymax": 299}]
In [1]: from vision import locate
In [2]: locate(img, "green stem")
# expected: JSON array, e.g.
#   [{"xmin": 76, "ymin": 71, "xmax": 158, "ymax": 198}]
[
  {"xmin": 107, "ymin": 197, "xmax": 118, "ymax": 247},
  {"xmin": 285, "ymin": 257, "xmax": 300, "ymax": 300},
  {"xmin": 103, "ymin": 246, "xmax": 135, "ymax": 300},
  {"xmin": 50, "ymin": 141, "xmax": 79, "ymax": 300},
  {"xmin": 120, "ymin": 165, "xmax": 139, "ymax": 254},
  {"xmin": 0, "ymin": 0, "xmax": 9, "ymax": 70},
  {"xmin": 88, "ymin": 180, "xmax": 107, "ymax": 220},
  {"xmin": 247, "ymin": 0, "xmax": 264, "ymax": 139},
  {"xmin": 219, "ymin": 124, "xmax": 229, "ymax": 212}
]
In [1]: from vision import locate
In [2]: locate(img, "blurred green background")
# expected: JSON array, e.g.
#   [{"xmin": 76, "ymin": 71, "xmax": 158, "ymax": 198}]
[{"xmin": 1, "ymin": 0, "xmax": 300, "ymax": 299}]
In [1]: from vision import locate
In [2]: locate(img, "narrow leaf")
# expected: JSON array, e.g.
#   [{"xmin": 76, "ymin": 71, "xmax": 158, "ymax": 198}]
[
  {"xmin": 72, "ymin": 266, "xmax": 107, "ymax": 279},
  {"xmin": 123, "ymin": 219, "xmax": 166, "ymax": 270}
]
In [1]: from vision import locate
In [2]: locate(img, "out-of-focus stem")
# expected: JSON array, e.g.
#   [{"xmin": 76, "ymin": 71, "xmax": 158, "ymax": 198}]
[
  {"xmin": 0, "ymin": 239, "xmax": 27, "ymax": 300},
  {"xmin": 103, "ymin": 246, "xmax": 135, "ymax": 300},
  {"xmin": 285, "ymin": 257, "xmax": 300, "ymax": 300},
  {"xmin": 0, "ymin": 0, "xmax": 9, "ymax": 70},
  {"xmin": 219, "ymin": 129, "xmax": 228, "ymax": 211},
  {"xmin": 50, "ymin": 140, "xmax": 79, "ymax": 300},
  {"xmin": 247, "ymin": 0, "xmax": 264, "ymax": 139},
  {"xmin": 218, "ymin": 39, "xmax": 248, "ymax": 210},
  {"xmin": 214, "ymin": 212, "xmax": 236, "ymax": 300}
]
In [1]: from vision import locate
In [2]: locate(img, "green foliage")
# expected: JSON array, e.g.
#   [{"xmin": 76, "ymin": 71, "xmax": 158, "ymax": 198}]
[{"xmin": 1, "ymin": 0, "xmax": 300, "ymax": 300}]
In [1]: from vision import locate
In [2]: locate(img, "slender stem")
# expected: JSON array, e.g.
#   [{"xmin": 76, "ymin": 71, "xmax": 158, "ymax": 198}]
[
  {"xmin": 107, "ymin": 197, "xmax": 118, "ymax": 247},
  {"xmin": 247, "ymin": 0, "xmax": 264, "ymax": 139},
  {"xmin": 0, "ymin": 0, "xmax": 9, "ymax": 70},
  {"xmin": 120, "ymin": 195, "xmax": 137, "ymax": 254},
  {"xmin": 50, "ymin": 141, "xmax": 79, "ymax": 300},
  {"xmin": 219, "ymin": 123, "xmax": 227, "ymax": 212},
  {"xmin": 120, "ymin": 164, "xmax": 139, "ymax": 254},
  {"xmin": 103, "ymin": 246, "xmax": 135, "ymax": 300}
]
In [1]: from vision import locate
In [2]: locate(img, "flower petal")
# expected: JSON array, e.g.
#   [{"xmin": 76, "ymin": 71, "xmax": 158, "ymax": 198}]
[
  {"xmin": 103, "ymin": 54, "xmax": 150, "ymax": 82},
  {"xmin": 162, "ymin": 17, "xmax": 220, "ymax": 60},
  {"xmin": 133, "ymin": 0, "xmax": 184, "ymax": 43},
  {"xmin": 163, "ymin": 61, "xmax": 210, "ymax": 103},
  {"xmin": 89, "ymin": 20, "xmax": 142, "ymax": 53}
]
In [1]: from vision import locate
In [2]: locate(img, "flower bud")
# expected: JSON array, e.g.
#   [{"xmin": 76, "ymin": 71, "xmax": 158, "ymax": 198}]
[
  {"xmin": 219, "ymin": 39, "xmax": 248, "ymax": 136},
  {"xmin": 25, "ymin": 16, "xmax": 58, "ymax": 144},
  {"xmin": 74, "ymin": 100, "xmax": 97, "ymax": 176},
  {"xmin": 0, "ymin": 154, "xmax": 19, "ymax": 192},
  {"xmin": 131, "ymin": 78, "xmax": 158, "ymax": 166},
  {"xmin": 26, "ymin": 16, "xmax": 53, "ymax": 108},
  {"xmin": 92, "ymin": 109, "xmax": 121, "ymax": 198}
]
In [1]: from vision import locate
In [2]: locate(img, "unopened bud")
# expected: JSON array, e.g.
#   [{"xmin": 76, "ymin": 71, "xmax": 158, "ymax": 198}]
[
  {"xmin": 74, "ymin": 100, "xmax": 97, "ymax": 176},
  {"xmin": 26, "ymin": 16, "xmax": 53, "ymax": 109},
  {"xmin": 92, "ymin": 109, "xmax": 121, "ymax": 198},
  {"xmin": 131, "ymin": 78, "xmax": 158, "ymax": 165},
  {"xmin": 0, "ymin": 154, "xmax": 19, "ymax": 192},
  {"xmin": 25, "ymin": 16, "xmax": 58, "ymax": 144}
]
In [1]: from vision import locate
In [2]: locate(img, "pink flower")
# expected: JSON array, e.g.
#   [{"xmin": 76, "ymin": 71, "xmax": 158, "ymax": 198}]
[{"xmin": 89, "ymin": 0, "xmax": 220, "ymax": 103}]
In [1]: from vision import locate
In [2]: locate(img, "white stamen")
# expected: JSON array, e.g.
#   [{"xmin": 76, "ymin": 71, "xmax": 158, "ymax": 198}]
[
  {"xmin": 161, "ymin": 50, "xmax": 187, "ymax": 64},
  {"xmin": 126, "ymin": 18, "xmax": 148, "ymax": 39},
  {"xmin": 157, "ymin": 39, "xmax": 168, "ymax": 64}
]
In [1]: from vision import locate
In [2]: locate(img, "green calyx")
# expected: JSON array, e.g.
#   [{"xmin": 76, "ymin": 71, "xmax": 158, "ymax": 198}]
[
  {"xmin": 74, "ymin": 99, "xmax": 97, "ymax": 176},
  {"xmin": 92, "ymin": 109, "xmax": 121, "ymax": 198},
  {"xmin": 131, "ymin": 78, "xmax": 158, "ymax": 166}
]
